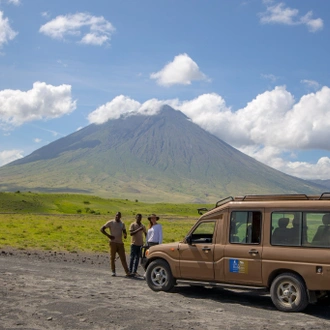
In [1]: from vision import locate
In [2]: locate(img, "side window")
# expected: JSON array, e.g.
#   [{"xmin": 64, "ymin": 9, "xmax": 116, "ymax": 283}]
[
  {"xmin": 307, "ymin": 213, "xmax": 330, "ymax": 247},
  {"xmin": 190, "ymin": 221, "xmax": 216, "ymax": 244},
  {"xmin": 271, "ymin": 212, "xmax": 299, "ymax": 246},
  {"xmin": 230, "ymin": 211, "xmax": 261, "ymax": 244},
  {"xmin": 271, "ymin": 212, "xmax": 330, "ymax": 247}
]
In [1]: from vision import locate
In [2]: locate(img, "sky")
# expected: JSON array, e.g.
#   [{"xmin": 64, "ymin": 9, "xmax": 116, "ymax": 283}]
[{"xmin": 0, "ymin": 0, "xmax": 330, "ymax": 180}]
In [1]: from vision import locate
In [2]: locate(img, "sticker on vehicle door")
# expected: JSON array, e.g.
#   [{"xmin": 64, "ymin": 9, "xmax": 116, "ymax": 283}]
[{"xmin": 229, "ymin": 259, "xmax": 248, "ymax": 274}]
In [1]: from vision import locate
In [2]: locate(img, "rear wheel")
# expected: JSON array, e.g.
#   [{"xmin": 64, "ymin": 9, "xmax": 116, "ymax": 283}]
[
  {"xmin": 146, "ymin": 259, "xmax": 175, "ymax": 292},
  {"xmin": 270, "ymin": 273, "xmax": 309, "ymax": 312}
]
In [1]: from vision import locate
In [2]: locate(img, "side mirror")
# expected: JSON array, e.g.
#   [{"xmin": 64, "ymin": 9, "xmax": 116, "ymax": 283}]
[{"xmin": 185, "ymin": 235, "xmax": 192, "ymax": 245}]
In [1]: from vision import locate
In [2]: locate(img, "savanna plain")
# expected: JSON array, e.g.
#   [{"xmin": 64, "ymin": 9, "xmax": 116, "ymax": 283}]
[{"xmin": 1, "ymin": 192, "xmax": 330, "ymax": 330}]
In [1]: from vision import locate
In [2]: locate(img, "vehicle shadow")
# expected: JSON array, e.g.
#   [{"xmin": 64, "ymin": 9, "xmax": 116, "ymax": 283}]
[{"xmin": 171, "ymin": 285, "xmax": 330, "ymax": 319}]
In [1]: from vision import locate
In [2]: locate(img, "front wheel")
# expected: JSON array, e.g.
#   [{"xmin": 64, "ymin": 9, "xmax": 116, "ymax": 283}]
[
  {"xmin": 270, "ymin": 273, "xmax": 309, "ymax": 312},
  {"xmin": 146, "ymin": 259, "xmax": 175, "ymax": 292}
]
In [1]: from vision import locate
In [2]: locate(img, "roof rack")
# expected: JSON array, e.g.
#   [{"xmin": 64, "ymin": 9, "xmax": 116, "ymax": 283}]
[
  {"xmin": 239, "ymin": 194, "xmax": 310, "ymax": 201},
  {"xmin": 319, "ymin": 192, "xmax": 330, "ymax": 200},
  {"xmin": 197, "ymin": 192, "xmax": 330, "ymax": 215},
  {"xmin": 216, "ymin": 196, "xmax": 234, "ymax": 207}
]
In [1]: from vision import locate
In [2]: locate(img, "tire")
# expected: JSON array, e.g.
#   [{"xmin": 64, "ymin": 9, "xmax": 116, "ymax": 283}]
[
  {"xmin": 145, "ymin": 259, "xmax": 175, "ymax": 292},
  {"xmin": 270, "ymin": 273, "xmax": 309, "ymax": 312}
]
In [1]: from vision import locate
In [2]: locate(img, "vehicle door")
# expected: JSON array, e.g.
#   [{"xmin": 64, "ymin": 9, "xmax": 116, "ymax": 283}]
[
  {"xmin": 179, "ymin": 220, "xmax": 217, "ymax": 281},
  {"xmin": 224, "ymin": 210, "xmax": 263, "ymax": 285}
]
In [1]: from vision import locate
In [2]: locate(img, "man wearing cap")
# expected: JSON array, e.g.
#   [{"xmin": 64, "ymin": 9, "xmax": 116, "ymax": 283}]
[
  {"xmin": 100, "ymin": 211, "xmax": 132, "ymax": 277},
  {"xmin": 146, "ymin": 214, "xmax": 163, "ymax": 246}
]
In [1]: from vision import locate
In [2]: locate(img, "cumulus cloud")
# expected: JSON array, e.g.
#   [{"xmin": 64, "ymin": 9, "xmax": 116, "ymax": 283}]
[
  {"xmin": 259, "ymin": 2, "xmax": 324, "ymax": 32},
  {"xmin": 39, "ymin": 12, "xmax": 115, "ymax": 46},
  {"xmin": 240, "ymin": 146, "xmax": 330, "ymax": 180},
  {"xmin": 0, "ymin": 11, "xmax": 18, "ymax": 49},
  {"xmin": 0, "ymin": 149, "xmax": 23, "ymax": 166},
  {"xmin": 0, "ymin": 82, "xmax": 77, "ymax": 127},
  {"xmin": 87, "ymin": 95, "xmax": 177, "ymax": 124},
  {"xmin": 150, "ymin": 53, "xmax": 208, "ymax": 86},
  {"xmin": 87, "ymin": 85, "xmax": 330, "ymax": 179}
]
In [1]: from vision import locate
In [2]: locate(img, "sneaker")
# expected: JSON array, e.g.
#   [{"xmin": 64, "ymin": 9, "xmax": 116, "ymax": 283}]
[
  {"xmin": 111, "ymin": 272, "xmax": 116, "ymax": 277},
  {"xmin": 125, "ymin": 272, "xmax": 134, "ymax": 277}
]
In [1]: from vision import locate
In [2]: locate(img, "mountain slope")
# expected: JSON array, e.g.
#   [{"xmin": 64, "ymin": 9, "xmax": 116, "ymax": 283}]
[{"xmin": 0, "ymin": 105, "xmax": 324, "ymax": 202}]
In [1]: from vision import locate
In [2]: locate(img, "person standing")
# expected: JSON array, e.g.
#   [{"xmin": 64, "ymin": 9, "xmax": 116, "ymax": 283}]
[
  {"xmin": 128, "ymin": 214, "xmax": 147, "ymax": 276},
  {"xmin": 100, "ymin": 211, "xmax": 131, "ymax": 277},
  {"xmin": 146, "ymin": 214, "xmax": 163, "ymax": 246}
]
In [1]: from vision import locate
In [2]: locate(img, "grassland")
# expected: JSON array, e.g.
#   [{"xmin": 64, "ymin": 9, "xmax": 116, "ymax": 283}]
[{"xmin": 0, "ymin": 192, "xmax": 212, "ymax": 253}]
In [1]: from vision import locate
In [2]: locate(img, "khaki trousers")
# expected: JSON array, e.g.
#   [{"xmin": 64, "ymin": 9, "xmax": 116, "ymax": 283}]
[{"xmin": 109, "ymin": 242, "xmax": 129, "ymax": 274}]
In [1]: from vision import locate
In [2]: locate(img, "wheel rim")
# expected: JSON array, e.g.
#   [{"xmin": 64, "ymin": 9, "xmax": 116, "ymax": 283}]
[
  {"xmin": 150, "ymin": 265, "xmax": 168, "ymax": 288},
  {"xmin": 276, "ymin": 280, "xmax": 300, "ymax": 307}
]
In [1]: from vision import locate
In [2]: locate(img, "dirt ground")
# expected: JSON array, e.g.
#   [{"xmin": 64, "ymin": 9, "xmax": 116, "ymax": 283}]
[{"xmin": 1, "ymin": 248, "xmax": 330, "ymax": 330}]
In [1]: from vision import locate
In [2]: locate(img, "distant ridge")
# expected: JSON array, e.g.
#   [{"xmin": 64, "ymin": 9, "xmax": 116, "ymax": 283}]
[{"xmin": 0, "ymin": 105, "xmax": 324, "ymax": 203}]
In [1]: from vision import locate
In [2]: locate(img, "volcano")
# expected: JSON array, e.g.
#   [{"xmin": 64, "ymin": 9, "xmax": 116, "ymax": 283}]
[{"xmin": 0, "ymin": 105, "xmax": 323, "ymax": 202}]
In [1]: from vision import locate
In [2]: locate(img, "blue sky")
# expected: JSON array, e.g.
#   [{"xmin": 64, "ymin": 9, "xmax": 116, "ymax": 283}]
[{"xmin": 0, "ymin": 0, "xmax": 330, "ymax": 180}]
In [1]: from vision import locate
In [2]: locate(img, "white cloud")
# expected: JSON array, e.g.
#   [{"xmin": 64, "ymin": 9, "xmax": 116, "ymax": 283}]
[
  {"xmin": 7, "ymin": 0, "xmax": 20, "ymax": 5},
  {"xmin": 0, "ymin": 82, "xmax": 77, "ymax": 127},
  {"xmin": 57, "ymin": 59, "xmax": 68, "ymax": 67},
  {"xmin": 34, "ymin": 138, "xmax": 42, "ymax": 143},
  {"xmin": 0, "ymin": 11, "xmax": 18, "ymax": 49},
  {"xmin": 301, "ymin": 79, "xmax": 320, "ymax": 90},
  {"xmin": 87, "ymin": 95, "xmax": 176, "ymax": 124},
  {"xmin": 150, "ymin": 53, "xmax": 208, "ymax": 86},
  {"xmin": 261, "ymin": 73, "xmax": 279, "ymax": 82},
  {"xmin": 242, "ymin": 145, "xmax": 330, "ymax": 180},
  {"xmin": 39, "ymin": 13, "xmax": 115, "ymax": 46},
  {"xmin": 301, "ymin": 12, "xmax": 324, "ymax": 33},
  {"xmin": 41, "ymin": 12, "xmax": 50, "ymax": 19},
  {"xmin": 260, "ymin": 2, "xmax": 324, "ymax": 32},
  {"xmin": 260, "ymin": 3, "xmax": 298, "ymax": 25},
  {"xmin": 87, "ymin": 85, "xmax": 330, "ymax": 179},
  {"xmin": 0, "ymin": 149, "xmax": 23, "ymax": 166}
]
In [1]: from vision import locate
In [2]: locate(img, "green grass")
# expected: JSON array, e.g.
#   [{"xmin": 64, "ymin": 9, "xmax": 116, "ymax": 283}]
[
  {"xmin": 0, "ymin": 214, "xmax": 196, "ymax": 253},
  {"xmin": 0, "ymin": 192, "xmax": 209, "ymax": 253},
  {"xmin": 0, "ymin": 192, "xmax": 212, "ymax": 216}
]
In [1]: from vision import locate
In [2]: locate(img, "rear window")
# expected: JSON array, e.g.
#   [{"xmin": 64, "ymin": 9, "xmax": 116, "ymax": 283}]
[{"xmin": 271, "ymin": 212, "xmax": 330, "ymax": 247}]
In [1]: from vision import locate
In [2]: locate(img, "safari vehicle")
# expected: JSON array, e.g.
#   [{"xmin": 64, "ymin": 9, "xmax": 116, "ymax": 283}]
[{"xmin": 142, "ymin": 193, "xmax": 330, "ymax": 312}]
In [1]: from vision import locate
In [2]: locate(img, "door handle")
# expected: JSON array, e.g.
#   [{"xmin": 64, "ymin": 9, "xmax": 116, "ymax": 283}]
[
  {"xmin": 202, "ymin": 247, "xmax": 211, "ymax": 251},
  {"xmin": 249, "ymin": 249, "xmax": 259, "ymax": 255}
]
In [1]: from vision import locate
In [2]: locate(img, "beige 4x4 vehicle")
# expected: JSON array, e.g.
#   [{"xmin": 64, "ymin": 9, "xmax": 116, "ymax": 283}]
[{"xmin": 142, "ymin": 193, "xmax": 330, "ymax": 312}]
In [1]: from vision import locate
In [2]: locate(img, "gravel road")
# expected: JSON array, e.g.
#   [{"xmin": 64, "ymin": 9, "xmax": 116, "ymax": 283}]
[{"xmin": 1, "ymin": 248, "xmax": 330, "ymax": 330}]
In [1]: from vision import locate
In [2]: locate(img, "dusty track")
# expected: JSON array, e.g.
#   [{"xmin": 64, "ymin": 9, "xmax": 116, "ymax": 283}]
[{"xmin": 1, "ymin": 248, "xmax": 330, "ymax": 330}]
